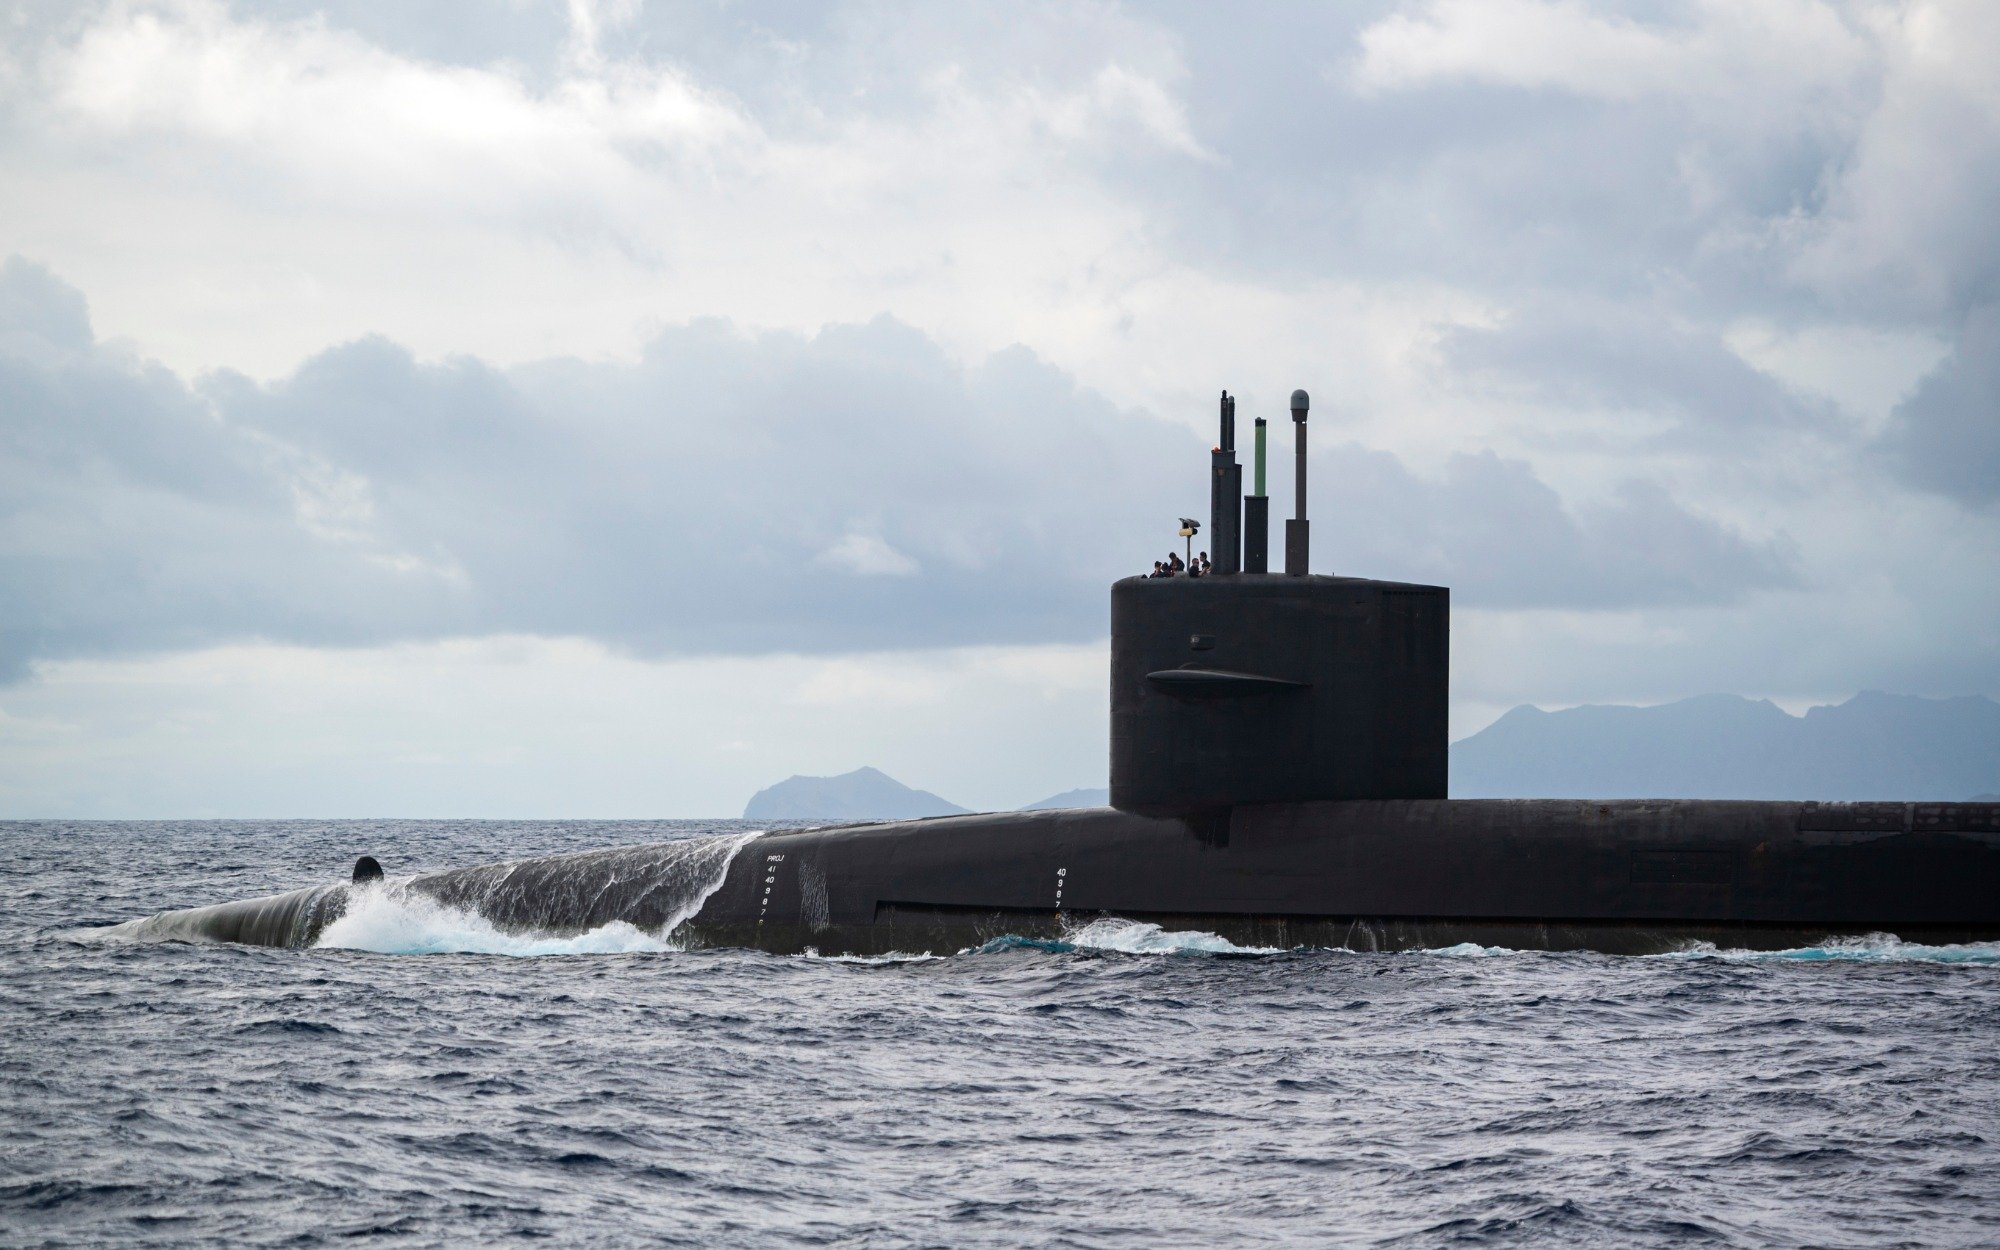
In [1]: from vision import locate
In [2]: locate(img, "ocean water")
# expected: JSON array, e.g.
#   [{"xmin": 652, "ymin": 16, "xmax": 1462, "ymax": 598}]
[{"xmin": 4, "ymin": 820, "xmax": 1999, "ymax": 1248}]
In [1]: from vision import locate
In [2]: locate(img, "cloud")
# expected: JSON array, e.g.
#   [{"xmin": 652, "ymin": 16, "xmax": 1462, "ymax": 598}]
[
  {"xmin": 0, "ymin": 253, "xmax": 92, "ymax": 356},
  {"xmin": 817, "ymin": 532, "xmax": 920, "ymax": 577},
  {"xmin": 31, "ymin": 0, "xmax": 1205, "ymax": 240},
  {"xmin": 1, "ymin": 0, "xmax": 1233, "ymax": 398},
  {"xmin": 1158, "ymin": 0, "xmax": 1995, "ymax": 332},
  {"xmin": 1351, "ymin": 0, "xmax": 1869, "ymax": 106},
  {"xmin": 1136, "ymin": 1, "xmax": 1876, "ymax": 319},
  {"xmin": 46, "ymin": 0, "xmax": 751, "ymax": 219},
  {"xmin": 0, "ymin": 258, "xmax": 475, "ymax": 682},
  {"xmin": 1439, "ymin": 298, "xmax": 1841, "ymax": 443},
  {"xmin": 1788, "ymin": 1, "xmax": 2000, "ymax": 318},
  {"xmin": 1876, "ymin": 303, "xmax": 2000, "ymax": 508},
  {"xmin": 1319, "ymin": 447, "xmax": 1795, "ymax": 608},
  {"xmin": 9, "ymin": 1, "xmax": 1993, "ymax": 462},
  {"xmin": 0, "ymin": 257, "xmax": 1789, "ymax": 680}
]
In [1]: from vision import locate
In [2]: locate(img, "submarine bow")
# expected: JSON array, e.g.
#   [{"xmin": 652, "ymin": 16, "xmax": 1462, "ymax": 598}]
[{"xmin": 104, "ymin": 836, "xmax": 758, "ymax": 951}]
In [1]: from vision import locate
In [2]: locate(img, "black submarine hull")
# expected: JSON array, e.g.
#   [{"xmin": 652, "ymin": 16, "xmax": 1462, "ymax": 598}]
[
  {"xmin": 109, "ymin": 798, "xmax": 2000, "ymax": 956},
  {"xmin": 688, "ymin": 799, "xmax": 2000, "ymax": 955}
]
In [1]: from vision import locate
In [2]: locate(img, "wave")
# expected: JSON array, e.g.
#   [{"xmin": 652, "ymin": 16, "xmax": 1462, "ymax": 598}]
[
  {"xmin": 970, "ymin": 917, "xmax": 1284, "ymax": 957},
  {"xmin": 1653, "ymin": 934, "xmax": 2000, "ymax": 965},
  {"xmin": 800, "ymin": 949, "xmax": 945, "ymax": 965},
  {"xmin": 1408, "ymin": 941, "xmax": 1523, "ymax": 958},
  {"xmin": 960, "ymin": 926, "xmax": 2000, "ymax": 964}
]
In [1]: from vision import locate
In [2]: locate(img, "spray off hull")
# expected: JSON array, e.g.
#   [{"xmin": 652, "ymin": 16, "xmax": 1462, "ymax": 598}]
[
  {"xmin": 111, "ymin": 799, "xmax": 2000, "ymax": 956},
  {"xmin": 101, "ymin": 837, "xmax": 752, "ymax": 951}
]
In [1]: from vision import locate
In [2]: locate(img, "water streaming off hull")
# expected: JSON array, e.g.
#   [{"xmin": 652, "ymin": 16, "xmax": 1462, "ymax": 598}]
[
  {"xmin": 394, "ymin": 831, "xmax": 763, "ymax": 943},
  {"xmin": 316, "ymin": 832, "xmax": 762, "ymax": 955},
  {"xmin": 95, "ymin": 830, "xmax": 765, "ymax": 952}
]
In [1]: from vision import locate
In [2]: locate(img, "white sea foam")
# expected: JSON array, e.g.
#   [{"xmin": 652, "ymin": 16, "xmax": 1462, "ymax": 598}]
[
  {"xmin": 962, "ymin": 917, "xmax": 1286, "ymax": 956},
  {"xmin": 1387, "ymin": 934, "xmax": 2000, "ymax": 963},
  {"xmin": 1410, "ymin": 941, "xmax": 1519, "ymax": 958},
  {"xmin": 800, "ymin": 948, "xmax": 944, "ymax": 965},
  {"xmin": 1066, "ymin": 917, "xmax": 1282, "ymax": 955},
  {"xmin": 314, "ymin": 884, "xmax": 674, "ymax": 956},
  {"xmin": 1652, "ymin": 934, "xmax": 2000, "ymax": 965},
  {"xmin": 809, "ymin": 922, "xmax": 1283, "ymax": 960}
]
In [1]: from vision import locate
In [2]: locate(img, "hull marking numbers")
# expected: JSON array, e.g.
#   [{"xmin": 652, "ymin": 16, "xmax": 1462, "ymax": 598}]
[{"xmin": 759, "ymin": 853, "xmax": 785, "ymax": 924}]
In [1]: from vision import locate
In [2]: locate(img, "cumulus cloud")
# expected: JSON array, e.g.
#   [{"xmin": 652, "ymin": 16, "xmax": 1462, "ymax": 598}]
[
  {"xmin": 0, "ymin": 257, "xmax": 1789, "ymax": 679},
  {"xmin": 0, "ymin": 257, "xmax": 475, "ymax": 682}
]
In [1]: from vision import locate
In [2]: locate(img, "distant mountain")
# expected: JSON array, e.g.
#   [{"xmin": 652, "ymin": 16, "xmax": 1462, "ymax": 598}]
[
  {"xmin": 1451, "ymin": 691, "xmax": 2000, "ymax": 801},
  {"xmin": 742, "ymin": 767, "xmax": 970, "ymax": 821},
  {"xmin": 1019, "ymin": 788, "xmax": 1110, "ymax": 810}
]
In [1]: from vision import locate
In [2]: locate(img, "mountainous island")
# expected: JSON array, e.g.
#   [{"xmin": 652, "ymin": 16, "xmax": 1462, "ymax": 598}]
[
  {"xmin": 741, "ymin": 769, "xmax": 1106, "ymax": 820},
  {"xmin": 1018, "ymin": 788, "xmax": 1113, "ymax": 811},
  {"xmin": 1452, "ymin": 691, "xmax": 1998, "ymax": 800},
  {"xmin": 741, "ymin": 767, "xmax": 971, "ymax": 821},
  {"xmin": 745, "ymin": 692, "xmax": 1996, "ymax": 818}
]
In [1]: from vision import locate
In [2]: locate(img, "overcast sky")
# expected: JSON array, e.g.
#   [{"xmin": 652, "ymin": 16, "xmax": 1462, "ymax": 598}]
[{"xmin": 2, "ymin": 0, "xmax": 1995, "ymax": 816}]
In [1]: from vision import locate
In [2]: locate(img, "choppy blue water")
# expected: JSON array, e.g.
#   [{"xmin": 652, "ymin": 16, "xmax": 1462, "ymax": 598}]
[{"xmin": 5, "ymin": 820, "xmax": 1999, "ymax": 1248}]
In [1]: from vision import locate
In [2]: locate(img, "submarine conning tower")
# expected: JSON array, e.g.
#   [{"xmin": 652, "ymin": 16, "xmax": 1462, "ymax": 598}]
[{"xmin": 1111, "ymin": 388, "xmax": 1450, "ymax": 813}]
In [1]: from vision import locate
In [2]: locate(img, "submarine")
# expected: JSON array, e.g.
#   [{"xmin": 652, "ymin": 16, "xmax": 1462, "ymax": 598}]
[{"xmin": 111, "ymin": 390, "xmax": 2000, "ymax": 956}]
